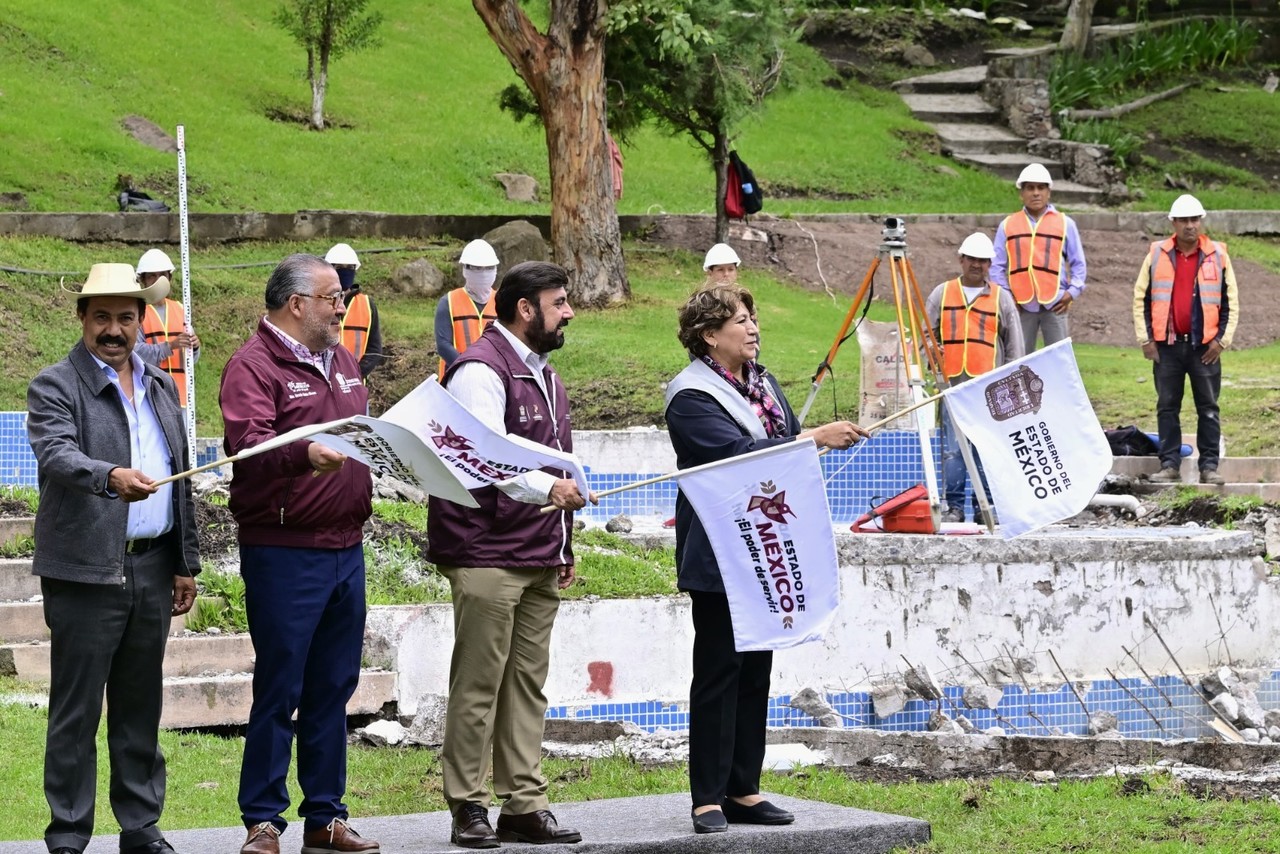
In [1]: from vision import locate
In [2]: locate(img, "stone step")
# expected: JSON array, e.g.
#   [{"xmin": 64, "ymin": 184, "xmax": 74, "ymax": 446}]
[
  {"xmin": 901, "ymin": 93, "xmax": 999, "ymax": 124},
  {"xmin": 163, "ymin": 669, "xmax": 395, "ymax": 728},
  {"xmin": 1, "ymin": 632, "xmax": 257, "ymax": 682},
  {"xmin": 0, "ymin": 600, "xmax": 203, "ymax": 643},
  {"xmin": 893, "ymin": 64, "xmax": 988, "ymax": 93},
  {"xmin": 0, "ymin": 558, "xmax": 37, "ymax": 601},
  {"xmin": 933, "ymin": 122, "xmax": 1029, "ymax": 155},
  {"xmin": 1041, "ymin": 179, "xmax": 1106, "ymax": 206},
  {"xmin": 0, "ymin": 600, "xmax": 47, "ymax": 643},
  {"xmin": 0, "ymin": 516, "xmax": 33, "ymax": 548},
  {"xmin": 1111, "ymin": 456, "xmax": 1280, "ymax": 488},
  {"xmin": 952, "ymin": 152, "xmax": 1066, "ymax": 181}
]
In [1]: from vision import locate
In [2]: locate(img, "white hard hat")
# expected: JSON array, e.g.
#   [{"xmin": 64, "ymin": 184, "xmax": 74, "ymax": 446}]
[
  {"xmin": 1015, "ymin": 163, "xmax": 1054, "ymax": 189},
  {"xmin": 703, "ymin": 243, "xmax": 741, "ymax": 270},
  {"xmin": 135, "ymin": 248, "xmax": 174, "ymax": 275},
  {"xmin": 957, "ymin": 232, "xmax": 996, "ymax": 260},
  {"xmin": 324, "ymin": 243, "xmax": 361, "ymax": 268},
  {"xmin": 1168, "ymin": 194, "xmax": 1207, "ymax": 219},
  {"xmin": 459, "ymin": 239, "xmax": 499, "ymax": 267}
]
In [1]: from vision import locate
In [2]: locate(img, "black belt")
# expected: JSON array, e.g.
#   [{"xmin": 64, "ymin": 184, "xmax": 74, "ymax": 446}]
[
  {"xmin": 1170, "ymin": 334, "xmax": 1194, "ymax": 343},
  {"xmin": 125, "ymin": 537, "xmax": 162, "ymax": 554}
]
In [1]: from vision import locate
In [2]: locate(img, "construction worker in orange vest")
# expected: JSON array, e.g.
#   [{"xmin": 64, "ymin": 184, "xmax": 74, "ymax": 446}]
[
  {"xmin": 325, "ymin": 243, "xmax": 384, "ymax": 379},
  {"xmin": 991, "ymin": 163, "xmax": 1088, "ymax": 351},
  {"xmin": 435, "ymin": 239, "xmax": 500, "ymax": 380},
  {"xmin": 134, "ymin": 248, "xmax": 200, "ymax": 411},
  {"xmin": 926, "ymin": 233, "xmax": 1025, "ymax": 524},
  {"xmin": 1133, "ymin": 194, "xmax": 1239, "ymax": 486}
]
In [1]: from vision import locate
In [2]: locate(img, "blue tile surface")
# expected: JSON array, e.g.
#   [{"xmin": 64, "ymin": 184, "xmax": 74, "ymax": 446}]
[
  {"xmin": 558, "ymin": 670, "xmax": 1280, "ymax": 740},
  {"xmin": 2, "ymin": 418, "xmax": 959, "ymax": 523}
]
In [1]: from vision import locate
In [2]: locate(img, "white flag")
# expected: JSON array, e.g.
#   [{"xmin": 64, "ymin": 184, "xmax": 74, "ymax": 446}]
[
  {"xmin": 303, "ymin": 417, "xmax": 479, "ymax": 508},
  {"xmin": 942, "ymin": 339, "xmax": 1110, "ymax": 538},
  {"xmin": 380, "ymin": 376, "xmax": 590, "ymax": 497},
  {"xmin": 677, "ymin": 439, "xmax": 839, "ymax": 652}
]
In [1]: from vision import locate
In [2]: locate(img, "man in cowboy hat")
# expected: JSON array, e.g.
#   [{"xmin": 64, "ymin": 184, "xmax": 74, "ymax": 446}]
[{"xmin": 27, "ymin": 263, "xmax": 201, "ymax": 854}]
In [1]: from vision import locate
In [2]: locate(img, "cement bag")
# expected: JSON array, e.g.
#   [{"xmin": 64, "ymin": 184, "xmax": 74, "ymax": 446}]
[{"xmin": 857, "ymin": 320, "xmax": 916, "ymax": 430}]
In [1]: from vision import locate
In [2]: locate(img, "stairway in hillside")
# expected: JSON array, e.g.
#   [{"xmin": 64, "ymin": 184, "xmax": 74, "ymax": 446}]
[
  {"xmin": 893, "ymin": 64, "xmax": 1105, "ymax": 206},
  {"xmin": 0, "ymin": 545, "xmax": 396, "ymax": 728}
]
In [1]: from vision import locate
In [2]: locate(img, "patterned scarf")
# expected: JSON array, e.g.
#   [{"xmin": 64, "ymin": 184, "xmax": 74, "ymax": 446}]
[{"xmin": 700, "ymin": 355, "xmax": 787, "ymax": 438}]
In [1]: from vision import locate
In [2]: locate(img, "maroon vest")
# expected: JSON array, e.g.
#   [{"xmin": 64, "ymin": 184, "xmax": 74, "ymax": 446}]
[{"xmin": 426, "ymin": 324, "xmax": 576, "ymax": 568}]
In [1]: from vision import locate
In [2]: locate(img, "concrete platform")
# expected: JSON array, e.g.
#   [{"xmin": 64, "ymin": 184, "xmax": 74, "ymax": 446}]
[{"xmin": 0, "ymin": 793, "xmax": 930, "ymax": 853}]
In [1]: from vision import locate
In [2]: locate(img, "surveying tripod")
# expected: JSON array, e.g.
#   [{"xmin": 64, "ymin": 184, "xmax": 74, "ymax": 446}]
[{"xmin": 796, "ymin": 217, "xmax": 996, "ymax": 530}]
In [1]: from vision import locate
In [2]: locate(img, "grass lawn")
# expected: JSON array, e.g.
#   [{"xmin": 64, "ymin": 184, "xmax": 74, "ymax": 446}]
[
  {"xmin": 0, "ymin": 0, "xmax": 1012, "ymax": 217},
  {"xmin": 3, "ymin": 681, "xmax": 1280, "ymax": 850}
]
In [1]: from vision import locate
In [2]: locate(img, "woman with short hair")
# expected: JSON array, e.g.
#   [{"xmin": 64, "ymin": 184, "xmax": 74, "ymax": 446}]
[{"xmin": 664, "ymin": 284, "xmax": 867, "ymax": 834}]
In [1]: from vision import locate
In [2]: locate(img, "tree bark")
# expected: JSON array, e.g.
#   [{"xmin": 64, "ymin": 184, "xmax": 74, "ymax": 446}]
[
  {"xmin": 1059, "ymin": 0, "xmax": 1099, "ymax": 55},
  {"xmin": 473, "ymin": 0, "xmax": 629, "ymax": 308},
  {"xmin": 713, "ymin": 131, "xmax": 730, "ymax": 245},
  {"xmin": 310, "ymin": 69, "xmax": 327, "ymax": 130}
]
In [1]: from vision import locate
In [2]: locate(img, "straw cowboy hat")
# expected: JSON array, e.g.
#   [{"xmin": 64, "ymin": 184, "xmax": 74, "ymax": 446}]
[{"xmin": 62, "ymin": 262, "xmax": 170, "ymax": 304}]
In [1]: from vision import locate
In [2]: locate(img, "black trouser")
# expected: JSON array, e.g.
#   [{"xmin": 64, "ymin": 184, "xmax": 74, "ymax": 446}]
[
  {"xmin": 1153, "ymin": 339, "xmax": 1221, "ymax": 471},
  {"xmin": 42, "ymin": 545, "xmax": 176, "ymax": 853},
  {"xmin": 688, "ymin": 590, "xmax": 773, "ymax": 809}
]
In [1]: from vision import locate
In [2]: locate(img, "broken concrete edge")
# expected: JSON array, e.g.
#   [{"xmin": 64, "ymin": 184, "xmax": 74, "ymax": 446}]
[
  {"xmin": 770, "ymin": 725, "xmax": 1280, "ymax": 777},
  {"xmin": 3, "ymin": 210, "xmax": 1280, "ymax": 244}
]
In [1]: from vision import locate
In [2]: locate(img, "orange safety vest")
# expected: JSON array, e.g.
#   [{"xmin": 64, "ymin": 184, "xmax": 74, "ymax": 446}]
[
  {"xmin": 1003, "ymin": 209, "xmax": 1066, "ymax": 305},
  {"xmin": 940, "ymin": 279, "xmax": 999, "ymax": 379},
  {"xmin": 340, "ymin": 293, "xmax": 372, "ymax": 362},
  {"xmin": 142, "ymin": 299, "xmax": 189, "ymax": 404},
  {"xmin": 1147, "ymin": 235, "xmax": 1227, "ymax": 344},
  {"xmin": 438, "ymin": 288, "xmax": 497, "ymax": 379}
]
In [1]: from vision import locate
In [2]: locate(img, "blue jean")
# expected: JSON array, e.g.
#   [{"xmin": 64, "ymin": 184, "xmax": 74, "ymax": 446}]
[
  {"xmin": 238, "ymin": 543, "xmax": 367, "ymax": 833},
  {"xmin": 942, "ymin": 404, "xmax": 991, "ymax": 516},
  {"xmin": 1153, "ymin": 339, "xmax": 1221, "ymax": 471}
]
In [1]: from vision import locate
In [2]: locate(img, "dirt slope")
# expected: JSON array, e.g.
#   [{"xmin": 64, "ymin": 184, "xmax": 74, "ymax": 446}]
[{"xmin": 645, "ymin": 216, "xmax": 1280, "ymax": 349}]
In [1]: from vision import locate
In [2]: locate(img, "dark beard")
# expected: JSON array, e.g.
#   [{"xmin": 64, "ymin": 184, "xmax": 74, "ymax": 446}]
[{"xmin": 527, "ymin": 304, "xmax": 566, "ymax": 354}]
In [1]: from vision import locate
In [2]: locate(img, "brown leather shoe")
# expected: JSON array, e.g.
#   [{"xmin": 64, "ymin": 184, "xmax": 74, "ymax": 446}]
[
  {"xmin": 496, "ymin": 810, "xmax": 582, "ymax": 845},
  {"xmin": 301, "ymin": 818, "xmax": 380, "ymax": 853},
  {"xmin": 240, "ymin": 823, "xmax": 281, "ymax": 854},
  {"xmin": 451, "ymin": 803, "xmax": 500, "ymax": 849}
]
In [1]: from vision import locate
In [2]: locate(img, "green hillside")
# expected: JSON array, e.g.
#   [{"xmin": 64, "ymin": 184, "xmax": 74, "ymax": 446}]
[{"xmin": 0, "ymin": 0, "xmax": 1014, "ymax": 215}]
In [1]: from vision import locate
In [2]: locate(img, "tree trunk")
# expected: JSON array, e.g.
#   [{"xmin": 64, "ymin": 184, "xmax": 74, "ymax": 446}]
[
  {"xmin": 473, "ymin": 0, "xmax": 629, "ymax": 308},
  {"xmin": 306, "ymin": 44, "xmax": 326, "ymax": 130},
  {"xmin": 310, "ymin": 70, "xmax": 327, "ymax": 130},
  {"xmin": 1060, "ymin": 0, "xmax": 1099, "ymax": 55},
  {"xmin": 712, "ymin": 131, "xmax": 730, "ymax": 245}
]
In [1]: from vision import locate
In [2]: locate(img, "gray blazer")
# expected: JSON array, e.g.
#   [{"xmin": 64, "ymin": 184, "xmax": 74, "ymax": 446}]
[{"xmin": 27, "ymin": 341, "xmax": 200, "ymax": 583}]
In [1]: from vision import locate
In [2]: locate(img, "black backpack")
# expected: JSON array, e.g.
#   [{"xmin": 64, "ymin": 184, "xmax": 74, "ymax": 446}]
[
  {"xmin": 117, "ymin": 189, "xmax": 170, "ymax": 213},
  {"xmin": 1105, "ymin": 425, "xmax": 1159, "ymax": 456},
  {"xmin": 729, "ymin": 150, "xmax": 763, "ymax": 215}
]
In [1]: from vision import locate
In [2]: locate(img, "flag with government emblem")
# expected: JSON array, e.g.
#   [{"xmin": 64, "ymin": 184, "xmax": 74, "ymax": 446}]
[
  {"xmin": 942, "ymin": 339, "xmax": 1111, "ymax": 538},
  {"xmin": 676, "ymin": 438, "xmax": 840, "ymax": 652},
  {"xmin": 379, "ymin": 376, "xmax": 591, "ymax": 497}
]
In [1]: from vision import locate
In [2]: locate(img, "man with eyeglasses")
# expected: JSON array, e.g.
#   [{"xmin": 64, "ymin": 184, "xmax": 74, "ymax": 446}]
[{"xmin": 219, "ymin": 254, "xmax": 379, "ymax": 854}]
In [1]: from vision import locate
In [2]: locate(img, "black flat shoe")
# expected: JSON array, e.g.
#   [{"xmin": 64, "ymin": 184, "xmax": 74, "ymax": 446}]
[
  {"xmin": 691, "ymin": 807, "xmax": 728, "ymax": 834},
  {"xmin": 722, "ymin": 798, "xmax": 795, "ymax": 825}
]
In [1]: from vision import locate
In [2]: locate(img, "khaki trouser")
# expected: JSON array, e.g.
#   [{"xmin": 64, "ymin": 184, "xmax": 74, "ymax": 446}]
[{"xmin": 440, "ymin": 565, "xmax": 560, "ymax": 814}]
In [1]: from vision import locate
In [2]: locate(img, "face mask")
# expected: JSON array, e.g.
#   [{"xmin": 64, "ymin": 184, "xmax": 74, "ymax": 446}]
[
  {"xmin": 336, "ymin": 267, "xmax": 357, "ymax": 290},
  {"xmin": 464, "ymin": 267, "xmax": 497, "ymax": 303}
]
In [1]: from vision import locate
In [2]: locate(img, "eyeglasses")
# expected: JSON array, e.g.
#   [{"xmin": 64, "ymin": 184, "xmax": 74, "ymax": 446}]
[{"xmin": 298, "ymin": 291, "xmax": 345, "ymax": 308}]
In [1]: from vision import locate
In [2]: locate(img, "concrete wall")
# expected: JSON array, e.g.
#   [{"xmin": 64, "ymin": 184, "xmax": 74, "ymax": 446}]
[
  {"xmin": 367, "ymin": 527, "xmax": 1270, "ymax": 717},
  {"xmin": 1, "ymin": 210, "xmax": 1278, "ymax": 242}
]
